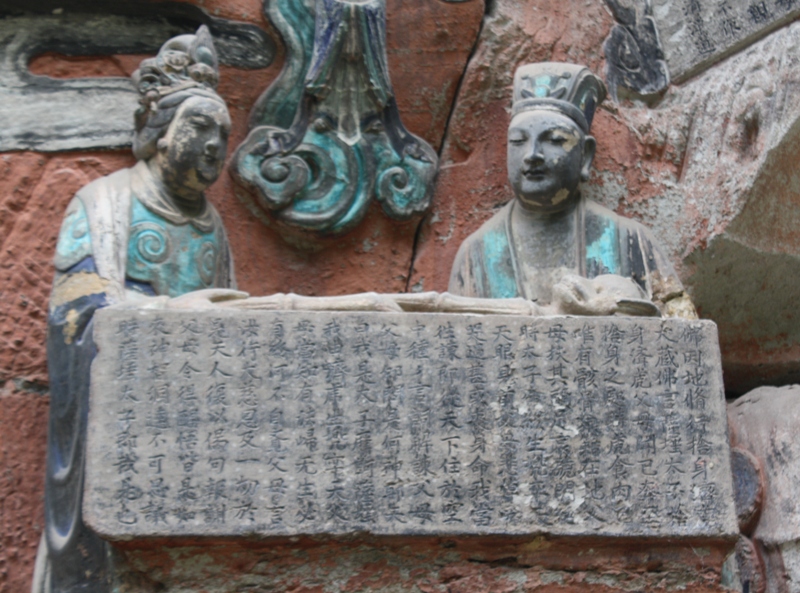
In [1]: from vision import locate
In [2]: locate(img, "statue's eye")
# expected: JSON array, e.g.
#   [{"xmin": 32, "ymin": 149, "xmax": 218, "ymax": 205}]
[
  {"xmin": 189, "ymin": 116, "xmax": 211, "ymax": 129},
  {"xmin": 547, "ymin": 132, "xmax": 568, "ymax": 145},
  {"xmin": 508, "ymin": 130, "xmax": 527, "ymax": 144}
]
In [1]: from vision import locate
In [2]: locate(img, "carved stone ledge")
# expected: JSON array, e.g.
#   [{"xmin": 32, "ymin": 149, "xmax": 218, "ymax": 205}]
[{"xmin": 86, "ymin": 308, "xmax": 736, "ymax": 540}]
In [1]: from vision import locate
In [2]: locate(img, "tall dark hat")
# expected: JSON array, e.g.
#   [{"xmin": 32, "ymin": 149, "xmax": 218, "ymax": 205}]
[{"xmin": 511, "ymin": 63, "xmax": 607, "ymax": 133}]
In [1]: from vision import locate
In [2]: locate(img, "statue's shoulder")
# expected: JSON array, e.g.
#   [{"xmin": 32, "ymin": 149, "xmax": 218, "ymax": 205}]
[
  {"xmin": 74, "ymin": 167, "xmax": 133, "ymax": 208},
  {"xmin": 461, "ymin": 201, "xmax": 513, "ymax": 247},
  {"xmin": 583, "ymin": 198, "xmax": 655, "ymax": 236},
  {"xmin": 449, "ymin": 201, "xmax": 515, "ymax": 297},
  {"xmin": 54, "ymin": 168, "xmax": 134, "ymax": 272}
]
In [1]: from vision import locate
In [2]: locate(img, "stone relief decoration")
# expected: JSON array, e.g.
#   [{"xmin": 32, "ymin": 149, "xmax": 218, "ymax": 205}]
[
  {"xmin": 448, "ymin": 62, "xmax": 696, "ymax": 319},
  {"xmin": 663, "ymin": 0, "xmax": 800, "ymax": 81},
  {"xmin": 0, "ymin": 1, "xmax": 274, "ymax": 152},
  {"xmin": 231, "ymin": 0, "xmax": 438, "ymax": 239},
  {"xmin": 603, "ymin": 0, "xmax": 669, "ymax": 101},
  {"xmin": 599, "ymin": 20, "xmax": 800, "ymax": 392},
  {"xmin": 34, "ymin": 27, "xmax": 238, "ymax": 593},
  {"xmin": 84, "ymin": 308, "xmax": 737, "ymax": 546}
]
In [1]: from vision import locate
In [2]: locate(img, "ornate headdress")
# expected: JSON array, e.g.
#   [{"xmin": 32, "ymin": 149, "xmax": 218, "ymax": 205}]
[
  {"xmin": 511, "ymin": 63, "xmax": 607, "ymax": 133},
  {"xmin": 131, "ymin": 26, "xmax": 225, "ymax": 159}
]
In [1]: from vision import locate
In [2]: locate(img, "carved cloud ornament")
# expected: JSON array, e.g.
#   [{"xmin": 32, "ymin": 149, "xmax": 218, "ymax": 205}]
[{"xmin": 231, "ymin": 0, "xmax": 438, "ymax": 240}]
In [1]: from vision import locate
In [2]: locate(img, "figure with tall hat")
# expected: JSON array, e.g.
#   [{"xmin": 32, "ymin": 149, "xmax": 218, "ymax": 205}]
[{"xmin": 449, "ymin": 62, "xmax": 695, "ymax": 318}]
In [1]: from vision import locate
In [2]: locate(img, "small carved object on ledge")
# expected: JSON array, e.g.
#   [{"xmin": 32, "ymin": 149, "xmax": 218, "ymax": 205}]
[
  {"xmin": 448, "ymin": 62, "xmax": 695, "ymax": 319},
  {"xmin": 231, "ymin": 0, "xmax": 438, "ymax": 241},
  {"xmin": 33, "ymin": 26, "xmax": 236, "ymax": 593}
]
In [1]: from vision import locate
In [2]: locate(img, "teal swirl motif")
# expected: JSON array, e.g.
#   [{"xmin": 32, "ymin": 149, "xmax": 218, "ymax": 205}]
[
  {"xmin": 373, "ymin": 135, "xmax": 437, "ymax": 220},
  {"xmin": 231, "ymin": 0, "xmax": 438, "ymax": 239},
  {"xmin": 195, "ymin": 241, "xmax": 218, "ymax": 285},
  {"xmin": 130, "ymin": 222, "xmax": 171, "ymax": 264}
]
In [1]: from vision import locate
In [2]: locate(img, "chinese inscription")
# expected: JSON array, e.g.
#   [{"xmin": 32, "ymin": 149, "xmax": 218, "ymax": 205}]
[
  {"xmin": 652, "ymin": 0, "xmax": 800, "ymax": 80},
  {"xmin": 85, "ymin": 310, "xmax": 737, "ymax": 539}
]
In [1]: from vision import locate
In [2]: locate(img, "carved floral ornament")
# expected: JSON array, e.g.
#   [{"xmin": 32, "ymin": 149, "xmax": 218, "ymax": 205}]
[{"xmin": 231, "ymin": 0, "xmax": 438, "ymax": 240}]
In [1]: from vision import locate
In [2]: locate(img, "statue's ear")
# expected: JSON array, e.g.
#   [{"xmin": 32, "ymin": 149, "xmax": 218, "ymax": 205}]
[{"xmin": 581, "ymin": 135, "xmax": 596, "ymax": 182}]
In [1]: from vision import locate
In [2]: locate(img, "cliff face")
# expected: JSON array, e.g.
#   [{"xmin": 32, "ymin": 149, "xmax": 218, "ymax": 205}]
[{"xmin": 4, "ymin": 0, "xmax": 800, "ymax": 589}]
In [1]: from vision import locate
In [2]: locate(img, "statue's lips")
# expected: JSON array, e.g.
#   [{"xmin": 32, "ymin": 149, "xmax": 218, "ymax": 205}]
[
  {"xmin": 197, "ymin": 155, "xmax": 222, "ymax": 182},
  {"xmin": 522, "ymin": 168, "xmax": 547, "ymax": 181}
]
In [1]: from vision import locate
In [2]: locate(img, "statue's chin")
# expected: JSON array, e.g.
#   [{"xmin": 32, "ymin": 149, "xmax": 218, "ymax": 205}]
[{"xmin": 515, "ymin": 194, "xmax": 576, "ymax": 214}]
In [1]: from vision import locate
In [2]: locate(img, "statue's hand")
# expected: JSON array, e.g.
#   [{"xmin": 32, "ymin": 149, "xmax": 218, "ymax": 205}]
[
  {"xmin": 552, "ymin": 274, "xmax": 660, "ymax": 317},
  {"xmin": 167, "ymin": 289, "xmax": 250, "ymax": 310},
  {"xmin": 111, "ymin": 294, "xmax": 171, "ymax": 310}
]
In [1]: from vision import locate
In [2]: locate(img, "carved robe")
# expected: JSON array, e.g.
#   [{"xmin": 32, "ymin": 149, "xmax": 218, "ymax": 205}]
[
  {"xmin": 448, "ymin": 198, "xmax": 685, "ymax": 311},
  {"xmin": 40, "ymin": 161, "xmax": 234, "ymax": 592}
]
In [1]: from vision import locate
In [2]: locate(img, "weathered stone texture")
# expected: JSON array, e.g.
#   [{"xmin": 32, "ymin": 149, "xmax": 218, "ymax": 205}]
[
  {"xmin": 650, "ymin": 0, "xmax": 800, "ymax": 83},
  {"xmin": 621, "ymin": 23, "xmax": 800, "ymax": 393},
  {"xmin": 728, "ymin": 385, "xmax": 800, "ymax": 592},
  {"xmin": 0, "ymin": 384, "xmax": 48, "ymax": 593},
  {"xmin": 413, "ymin": 1, "xmax": 800, "ymax": 393},
  {"xmin": 410, "ymin": 0, "xmax": 615, "ymax": 293},
  {"xmin": 6, "ymin": 0, "xmax": 800, "ymax": 588},
  {"xmin": 1, "ymin": 1, "xmax": 484, "ymax": 586},
  {"xmin": 728, "ymin": 386, "xmax": 800, "ymax": 546},
  {"xmin": 108, "ymin": 536, "xmax": 735, "ymax": 593},
  {"xmin": 0, "ymin": 153, "xmax": 135, "ymax": 386},
  {"xmin": 86, "ymin": 308, "xmax": 736, "ymax": 541}
]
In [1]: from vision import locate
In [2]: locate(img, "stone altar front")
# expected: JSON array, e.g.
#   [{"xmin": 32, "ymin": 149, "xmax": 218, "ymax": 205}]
[{"xmin": 85, "ymin": 309, "xmax": 737, "ymax": 542}]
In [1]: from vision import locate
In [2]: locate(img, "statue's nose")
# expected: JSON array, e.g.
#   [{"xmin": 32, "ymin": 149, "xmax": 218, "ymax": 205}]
[
  {"xmin": 205, "ymin": 140, "xmax": 219, "ymax": 156},
  {"xmin": 523, "ymin": 141, "xmax": 544, "ymax": 164}
]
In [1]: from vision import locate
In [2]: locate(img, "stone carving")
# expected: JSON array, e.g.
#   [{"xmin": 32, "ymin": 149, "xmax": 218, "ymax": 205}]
[
  {"xmin": 0, "ymin": 2, "xmax": 274, "ymax": 152},
  {"xmin": 649, "ymin": 0, "xmax": 800, "ymax": 82},
  {"xmin": 728, "ymin": 386, "xmax": 800, "ymax": 593},
  {"xmin": 34, "ymin": 27, "xmax": 236, "ymax": 593},
  {"xmin": 85, "ymin": 308, "xmax": 737, "ymax": 539},
  {"xmin": 603, "ymin": 0, "xmax": 670, "ymax": 101},
  {"xmin": 231, "ymin": 0, "xmax": 438, "ymax": 240},
  {"xmin": 449, "ymin": 63, "xmax": 695, "ymax": 319}
]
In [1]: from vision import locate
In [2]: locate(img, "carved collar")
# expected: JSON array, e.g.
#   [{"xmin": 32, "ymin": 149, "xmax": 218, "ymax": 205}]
[{"xmin": 130, "ymin": 161, "xmax": 216, "ymax": 233}]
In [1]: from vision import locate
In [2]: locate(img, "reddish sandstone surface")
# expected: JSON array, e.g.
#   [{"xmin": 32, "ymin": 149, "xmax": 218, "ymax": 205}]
[
  {"xmin": 111, "ymin": 535, "xmax": 733, "ymax": 592},
  {"xmin": 6, "ymin": 0, "xmax": 798, "ymax": 589},
  {"xmin": 0, "ymin": 385, "xmax": 48, "ymax": 593},
  {"xmin": 0, "ymin": 0, "xmax": 484, "ymax": 589}
]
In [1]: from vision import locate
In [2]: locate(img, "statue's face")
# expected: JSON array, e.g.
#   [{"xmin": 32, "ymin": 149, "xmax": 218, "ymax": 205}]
[
  {"xmin": 155, "ymin": 96, "xmax": 231, "ymax": 196},
  {"xmin": 507, "ymin": 110, "xmax": 595, "ymax": 213}
]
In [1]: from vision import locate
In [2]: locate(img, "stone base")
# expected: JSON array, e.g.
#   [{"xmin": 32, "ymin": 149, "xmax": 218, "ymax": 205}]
[
  {"xmin": 85, "ymin": 309, "xmax": 739, "ymax": 591},
  {"xmin": 107, "ymin": 534, "xmax": 736, "ymax": 593}
]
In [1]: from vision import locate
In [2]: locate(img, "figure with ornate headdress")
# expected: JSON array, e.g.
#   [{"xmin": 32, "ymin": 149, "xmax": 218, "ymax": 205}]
[
  {"xmin": 33, "ymin": 26, "xmax": 235, "ymax": 593},
  {"xmin": 448, "ymin": 63, "xmax": 695, "ymax": 318}
]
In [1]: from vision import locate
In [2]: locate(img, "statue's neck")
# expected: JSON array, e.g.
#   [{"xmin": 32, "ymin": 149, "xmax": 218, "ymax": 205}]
[
  {"xmin": 146, "ymin": 160, "xmax": 206, "ymax": 219},
  {"xmin": 512, "ymin": 193, "xmax": 581, "ymax": 223}
]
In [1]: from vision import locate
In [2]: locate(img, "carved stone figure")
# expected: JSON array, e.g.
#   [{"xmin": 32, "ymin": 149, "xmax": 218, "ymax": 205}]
[
  {"xmin": 231, "ymin": 0, "xmax": 437, "ymax": 240},
  {"xmin": 449, "ymin": 62, "xmax": 695, "ymax": 318},
  {"xmin": 603, "ymin": 0, "xmax": 669, "ymax": 101},
  {"xmin": 34, "ymin": 26, "xmax": 235, "ymax": 593}
]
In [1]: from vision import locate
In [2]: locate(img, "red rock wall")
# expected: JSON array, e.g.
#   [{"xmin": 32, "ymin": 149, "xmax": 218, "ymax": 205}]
[
  {"xmin": 0, "ymin": 1, "xmax": 486, "ymax": 589},
  {"xmin": 6, "ymin": 0, "xmax": 789, "ymax": 588}
]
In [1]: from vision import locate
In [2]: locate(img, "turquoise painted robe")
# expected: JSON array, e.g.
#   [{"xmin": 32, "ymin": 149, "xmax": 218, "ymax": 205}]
[
  {"xmin": 42, "ymin": 162, "xmax": 234, "ymax": 592},
  {"xmin": 448, "ymin": 198, "xmax": 682, "ymax": 303}
]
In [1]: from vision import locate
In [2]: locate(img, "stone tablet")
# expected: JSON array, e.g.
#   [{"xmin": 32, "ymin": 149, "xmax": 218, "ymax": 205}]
[
  {"xmin": 84, "ymin": 308, "xmax": 737, "ymax": 540},
  {"xmin": 652, "ymin": 0, "xmax": 800, "ymax": 81}
]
